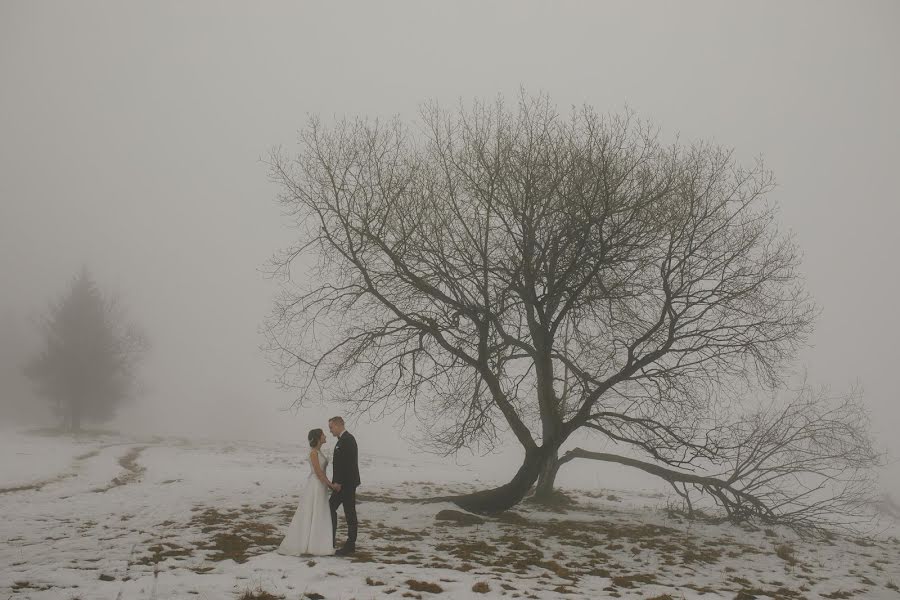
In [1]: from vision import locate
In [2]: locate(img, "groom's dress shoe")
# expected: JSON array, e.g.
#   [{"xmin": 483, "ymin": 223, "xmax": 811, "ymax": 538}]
[{"xmin": 334, "ymin": 545, "xmax": 355, "ymax": 556}]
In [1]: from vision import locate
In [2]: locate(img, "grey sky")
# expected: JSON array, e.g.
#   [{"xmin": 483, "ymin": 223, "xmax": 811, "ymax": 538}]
[{"xmin": 2, "ymin": 1, "xmax": 898, "ymax": 491}]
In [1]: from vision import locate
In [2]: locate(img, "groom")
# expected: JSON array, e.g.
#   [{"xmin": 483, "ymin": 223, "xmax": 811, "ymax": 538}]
[{"xmin": 328, "ymin": 416, "xmax": 360, "ymax": 556}]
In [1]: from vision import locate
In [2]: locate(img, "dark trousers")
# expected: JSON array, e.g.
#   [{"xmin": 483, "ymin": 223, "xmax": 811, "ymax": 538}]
[{"xmin": 329, "ymin": 484, "xmax": 357, "ymax": 548}]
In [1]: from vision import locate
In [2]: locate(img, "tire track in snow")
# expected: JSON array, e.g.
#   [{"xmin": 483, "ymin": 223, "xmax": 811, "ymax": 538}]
[
  {"xmin": 0, "ymin": 448, "xmax": 101, "ymax": 495},
  {"xmin": 1, "ymin": 443, "xmax": 152, "ymax": 497},
  {"xmin": 91, "ymin": 446, "xmax": 149, "ymax": 492}
]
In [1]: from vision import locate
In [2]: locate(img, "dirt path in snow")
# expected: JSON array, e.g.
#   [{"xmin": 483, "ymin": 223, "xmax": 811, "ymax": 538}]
[{"xmin": 0, "ymin": 443, "xmax": 150, "ymax": 496}]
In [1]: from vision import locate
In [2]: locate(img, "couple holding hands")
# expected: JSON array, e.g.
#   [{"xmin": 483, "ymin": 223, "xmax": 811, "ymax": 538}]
[{"xmin": 277, "ymin": 416, "xmax": 360, "ymax": 557}]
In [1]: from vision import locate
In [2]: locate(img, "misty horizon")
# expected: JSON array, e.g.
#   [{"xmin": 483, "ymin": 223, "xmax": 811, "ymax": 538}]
[{"xmin": 2, "ymin": 2, "xmax": 899, "ymax": 500}]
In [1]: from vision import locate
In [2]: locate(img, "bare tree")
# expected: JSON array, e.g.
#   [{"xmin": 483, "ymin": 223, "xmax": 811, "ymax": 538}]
[{"xmin": 265, "ymin": 93, "xmax": 825, "ymax": 515}]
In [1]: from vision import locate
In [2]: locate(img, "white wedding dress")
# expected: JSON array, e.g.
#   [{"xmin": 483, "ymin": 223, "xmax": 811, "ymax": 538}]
[{"xmin": 277, "ymin": 450, "xmax": 333, "ymax": 556}]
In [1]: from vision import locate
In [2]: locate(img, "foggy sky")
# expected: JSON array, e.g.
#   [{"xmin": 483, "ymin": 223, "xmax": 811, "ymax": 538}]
[{"xmin": 2, "ymin": 1, "xmax": 898, "ymax": 492}]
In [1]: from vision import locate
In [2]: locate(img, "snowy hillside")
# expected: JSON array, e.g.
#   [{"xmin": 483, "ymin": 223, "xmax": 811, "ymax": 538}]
[{"xmin": 2, "ymin": 430, "xmax": 898, "ymax": 599}]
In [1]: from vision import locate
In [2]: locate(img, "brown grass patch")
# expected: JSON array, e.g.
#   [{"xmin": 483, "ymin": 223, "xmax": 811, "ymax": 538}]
[
  {"xmin": 368, "ymin": 522, "xmax": 425, "ymax": 542},
  {"xmin": 133, "ymin": 542, "xmax": 194, "ymax": 566},
  {"xmin": 493, "ymin": 511, "xmax": 529, "ymax": 525},
  {"xmin": 11, "ymin": 581, "xmax": 51, "ymax": 591},
  {"xmin": 237, "ymin": 588, "xmax": 285, "ymax": 600},
  {"xmin": 186, "ymin": 506, "xmax": 282, "ymax": 563},
  {"xmin": 775, "ymin": 543, "xmax": 797, "ymax": 566},
  {"xmin": 349, "ymin": 549, "xmax": 378, "ymax": 563},
  {"xmin": 435, "ymin": 540, "xmax": 497, "ymax": 562},
  {"xmin": 406, "ymin": 579, "xmax": 443, "ymax": 593},
  {"xmin": 682, "ymin": 544, "xmax": 723, "ymax": 564},
  {"xmin": 238, "ymin": 592, "xmax": 282, "ymax": 600},
  {"xmin": 610, "ymin": 573, "xmax": 657, "ymax": 588}
]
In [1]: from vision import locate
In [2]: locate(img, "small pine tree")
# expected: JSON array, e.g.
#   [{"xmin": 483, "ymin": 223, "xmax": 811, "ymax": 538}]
[{"xmin": 24, "ymin": 268, "xmax": 147, "ymax": 432}]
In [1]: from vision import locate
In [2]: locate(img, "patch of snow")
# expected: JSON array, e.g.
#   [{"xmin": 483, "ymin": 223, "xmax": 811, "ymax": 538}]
[{"xmin": 2, "ymin": 430, "xmax": 898, "ymax": 599}]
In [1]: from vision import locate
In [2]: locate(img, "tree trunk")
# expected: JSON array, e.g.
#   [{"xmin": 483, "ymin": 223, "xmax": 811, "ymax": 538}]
[
  {"xmin": 452, "ymin": 446, "xmax": 551, "ymax": 514},
  {"xmin": 532, "ymin": 451, "xmax": 560, "ymax": 500}
]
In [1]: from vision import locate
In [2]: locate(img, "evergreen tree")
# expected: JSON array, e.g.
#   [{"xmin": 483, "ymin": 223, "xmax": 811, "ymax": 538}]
[{"xmin": 24, "ymin": 268, "xmax": 147, "ymax": 431}]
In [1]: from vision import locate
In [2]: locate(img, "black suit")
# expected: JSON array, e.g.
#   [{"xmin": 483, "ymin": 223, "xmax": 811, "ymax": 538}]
[{"xmin": 329, "ymin": 431, "xmax": 360, "ymax": 549}]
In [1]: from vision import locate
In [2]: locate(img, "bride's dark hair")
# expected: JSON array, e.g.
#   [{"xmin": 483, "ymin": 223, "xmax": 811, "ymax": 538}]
[{"xmin": 307, "ymin": 428, "xmax": 324, "ymax": 448}]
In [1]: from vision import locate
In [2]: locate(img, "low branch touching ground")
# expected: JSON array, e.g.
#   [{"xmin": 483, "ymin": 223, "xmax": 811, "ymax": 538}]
[{"xmin": 560, "ymin": 386, "xmax": 883, "ymax": 534}]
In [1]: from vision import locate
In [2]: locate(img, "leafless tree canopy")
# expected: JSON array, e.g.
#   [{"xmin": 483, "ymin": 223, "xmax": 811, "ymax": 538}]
[{"xmin": 264, "ymin": 94, "xmax": 853, "ymax": 517}]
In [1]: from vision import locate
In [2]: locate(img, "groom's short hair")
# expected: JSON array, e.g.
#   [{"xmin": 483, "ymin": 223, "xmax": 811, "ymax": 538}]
[{"xmin": 329, "ymin": 416, "xmax": 345, "ymax": 426}]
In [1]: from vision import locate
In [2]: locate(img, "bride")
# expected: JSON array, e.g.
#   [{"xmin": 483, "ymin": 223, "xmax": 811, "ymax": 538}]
[{"xmin": 277, "ymin": 428, "xmax": 337, "ymax": 556}]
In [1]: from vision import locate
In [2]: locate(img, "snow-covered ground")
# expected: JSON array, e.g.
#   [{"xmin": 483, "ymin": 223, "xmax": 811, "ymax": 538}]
[{"xmin": 2, "ymin": 430, "xmax": 898, "ymax": 600}]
